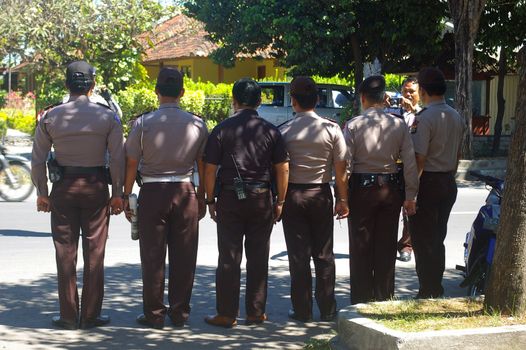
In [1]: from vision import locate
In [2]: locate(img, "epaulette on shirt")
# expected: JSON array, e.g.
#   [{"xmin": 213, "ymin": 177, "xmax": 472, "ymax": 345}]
[
  {"xmin": 277, "ymin": 119, "xmax": 294, "ymax": 130},
  {"xmin": 96, "ymin": 102, "xmax": 122, "ymax": 124},
  {"xmin": 37, "ymin": 102, "xmax": 63, "ymax": 121},
  {"xmin": 96, "ymin": 102, "xmax": 112, "ymax": 110},
  {"xmin": 127, "ymin": 111, "xmax": 153, "ymax": 129},
  {"xmin": 415, "ymin": 107, "xmax": 427, "ymax": 116},
  {"xmin": 321, "ymin": 115, "xmax": 340, "ymax": 125}
]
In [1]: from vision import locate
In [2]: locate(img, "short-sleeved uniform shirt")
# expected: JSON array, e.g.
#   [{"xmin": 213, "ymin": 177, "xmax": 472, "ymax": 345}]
[
  {"xmin": 31, "ymin": 95, "xmax": 124, "ymax": 196},
  {"xmin": 125, "ymin": 103, "xmax": 208, "ymax": 177},
  {"xmin": 344, "ymin": 107, "xmax": 419, "ymax": 200},
  {"xmin": 411, "ymin": 100, "xmax": 465, "ymax": 172},
  {"xmin": 204, "ymin": 108, "xmax": 289, "ymax": 185},
  {"xmin": 279, "ymin": 111, "xmax": 347, "ymax": 184}
]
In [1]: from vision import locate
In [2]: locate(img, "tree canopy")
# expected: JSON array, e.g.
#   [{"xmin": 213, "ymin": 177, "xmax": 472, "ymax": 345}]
[{"xmin": 184, "ymin": 0, "xmax": 447, "ymax": 90}]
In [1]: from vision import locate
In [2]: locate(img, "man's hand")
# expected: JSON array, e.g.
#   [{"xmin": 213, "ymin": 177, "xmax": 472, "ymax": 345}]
[
  {"xmin": 334, "ymin": 201, "xmax": 349, "ymax": 219},
  {"xmin": 198, "ymin": 198, "xmax": 206, "ymax": 220},
  {"xmin": 401, "ymin": 97, "xmax": 415, "ymax": 113},
  {"xmin": 403, "ymin": 199, "xmax": 417, "ymax": 216},
  {"xmin": 273, "ymin": 203, "xmax": 284, "ymax": 224},
  {"xmin": 109, "ymin": 196, "xmax": 124, "ymax": 215},
  {"xmin": 208, "ymin": 203, "xmax": 217, "ymax": 222},
  {"xmin": 36, "ymin": 196, "xmax": 51, "ymax": 213}
]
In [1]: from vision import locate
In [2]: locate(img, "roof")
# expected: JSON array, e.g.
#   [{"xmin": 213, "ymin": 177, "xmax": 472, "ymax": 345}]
[{"xmin": 140, "ymin": 14, "xmax": 273, "ymax": 63}]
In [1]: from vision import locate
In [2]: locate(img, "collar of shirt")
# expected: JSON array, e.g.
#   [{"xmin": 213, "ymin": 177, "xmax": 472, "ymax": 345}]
[
  {"xmin": 67, "ymin": 94, "xmax": 89, "ymax": 103},
  {"xmin": 425, "ymin": 99, "xmax": 447, "ymax": 108},
  {"xmin": 158, "ymin": 102, "xmax": 181, "ymax": 110},
  {"xmin": 294, "ymin": 111, "xmax": 318, "ymax": 119},
  {"xmin": 363, "ymin": 106, "xmax": 385, "ymax": 116}
]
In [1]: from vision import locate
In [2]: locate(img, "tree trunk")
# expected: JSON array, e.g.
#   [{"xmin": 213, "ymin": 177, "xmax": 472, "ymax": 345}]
[
  {"xmin": 350, "ymin": 32, "xmax": 363, "ymax": 117},
  {"xmin": 485, "ymin": 46, "xmax": 526, "ymax": 316},
  {"xmin": 492, "ymin": 48, "xmax": 507, "ymax": 155},
  {"xmin": 448, "ymin": 0, "xmax": 486, "ymax": 159}
]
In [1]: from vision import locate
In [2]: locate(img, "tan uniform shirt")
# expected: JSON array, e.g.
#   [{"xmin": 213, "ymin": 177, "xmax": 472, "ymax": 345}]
[
  {"xmin": 344, "ymin": 107, "xmax": 419, "ymax": 200},
  {"xmin": 31, "ymin": 95, "xmax": 125, "ymax": 197},
  {"xmin": 280, "ymin": 111, "xmax": 347, "ymax": 184},
  {"xmin": 411, "ymin": 100, "xmax": 465, "ymax": 172},
  {"xmin": 125, "ymin": 103, "xmax": 208, "ymax": 178}
]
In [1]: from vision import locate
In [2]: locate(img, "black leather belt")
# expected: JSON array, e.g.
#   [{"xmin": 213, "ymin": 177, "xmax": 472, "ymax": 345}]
[
  {"xmin": 351, "ymin": 173, "xmax": 400, "ymax": 187},
  {"xmin": 288, "ymin": 183, "xmax": 329, "ymax": 189},
  {"xmin": 63, "ymin": 166, "xmax": 105, "ymax": 175},
  {"xmin": 223, "ymin": 182, "xmax": 270, "ymax": 193},
  {"xmin": 423, "ymin": 171, "xmax": 454, "ymax": 175}
]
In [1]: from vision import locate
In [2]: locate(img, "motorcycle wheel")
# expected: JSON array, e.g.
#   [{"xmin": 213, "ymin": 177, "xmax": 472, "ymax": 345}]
[{"xmin": 0, "ymin": 161, "xmax": 34, "ymax": 202}]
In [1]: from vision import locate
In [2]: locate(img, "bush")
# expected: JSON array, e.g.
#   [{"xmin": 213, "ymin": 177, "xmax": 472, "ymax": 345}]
[
  {"xmin": 115, "ymin": 86, "xmax": 159, "ymax": 133},
  {"xmin": 0, "ymin": 90, "xmax": 7, "ymax": 108},
  {"xmin": 0, "ymin": 108, "xmax": 37, "ymax": 135}
]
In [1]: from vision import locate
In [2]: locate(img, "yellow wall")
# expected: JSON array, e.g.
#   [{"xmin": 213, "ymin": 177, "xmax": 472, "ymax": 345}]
[
  {"xmin": 143, "ymin": 57, "xmax": 286, "ymax": 84},
  {"xmin": 488, "ymin": 74, "xmax": 519, "ymax": 135}
]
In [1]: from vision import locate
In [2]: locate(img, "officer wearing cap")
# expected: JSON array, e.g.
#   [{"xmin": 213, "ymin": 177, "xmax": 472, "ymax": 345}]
[
  {"xmin": 124, "ymin": 67, "xmax": 208, "ymax": 329},
  {"xmin": 409, "ymin": 67, "xmax": 465, "ymax": 299},
  {"xmin": 203, "ymin": 78, "xmax": 289, "ymax": 328},
  {"xmin": 31, "ymin": 60, "xmax": 125, "ymax": 330},
  {"xmin": 344, "ymin": 75, "xmax": 418, "ymax": 305},
  {"xmin": 279, "ymin": 76, "xmax": 348, "ymax": 322}
]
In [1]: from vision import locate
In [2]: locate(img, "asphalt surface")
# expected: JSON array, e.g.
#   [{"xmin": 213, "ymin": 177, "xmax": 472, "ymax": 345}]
[{"xmin": 0, "ymin": 146, "xmax": 489, "ymax": 349}]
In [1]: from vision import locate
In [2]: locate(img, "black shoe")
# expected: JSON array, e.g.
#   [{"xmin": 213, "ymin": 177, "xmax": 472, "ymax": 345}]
[
  {"xmin": 52, "ymin": 316, "xmax": 77, "ymax": 330},
  {"xmin": 80, "ymin": 315, "xmax": 110, "ymax": 329},
  {"xmin": 398, "ymin": 251, "xmax": 412, "ymax": 262},
  {"xmin": 136, "ymin": 314, "xmax": 164, "ymax": 330},
  {"xmin": 288, "ymin": 309, "xmax": 312, "ymax": 323},
  {"xmin": 320, "ymin": 312, "xmax": 337, "ymax": 322},
  {"xmin": 169, "ymin": 315, "xmax": 186, "ymax": 327}
]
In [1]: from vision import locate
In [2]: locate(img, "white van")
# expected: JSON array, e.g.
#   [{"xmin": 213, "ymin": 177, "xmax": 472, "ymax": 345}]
[{"xmin": 257, "ymin": 82, "xmax": 353, "ymax": 126}]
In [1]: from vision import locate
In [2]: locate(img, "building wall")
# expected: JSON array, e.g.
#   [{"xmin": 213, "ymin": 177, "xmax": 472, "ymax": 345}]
[
  {"xmin": 488, "ymin": 74, "xmax": 519, "ymax": 135},
  {"xmin": 143, "ymin": 57, "xmax": 286, "ymax": 84}
]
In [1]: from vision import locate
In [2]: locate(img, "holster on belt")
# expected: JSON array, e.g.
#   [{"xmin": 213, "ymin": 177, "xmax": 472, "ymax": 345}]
[
  {"xmin": 47, "ymin": 155, "xmax": 63, "ymax": 183},
  {"xmin": 353, "ymin": 173, "xmax": 400, "ymax": 188}
]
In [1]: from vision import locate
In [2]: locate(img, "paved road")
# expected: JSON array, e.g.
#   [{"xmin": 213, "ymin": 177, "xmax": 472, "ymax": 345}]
[{"xmin": 0, "ymin": 181, "xmax": 488, "ymax": 349}]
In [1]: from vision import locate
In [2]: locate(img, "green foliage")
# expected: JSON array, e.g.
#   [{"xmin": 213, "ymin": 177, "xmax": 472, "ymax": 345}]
[
  {"xmin": 0, "ymin": 109, "xmax": 36, "ymax": 135},
  {"xmin": 115, "ymin": 86, "xmax": 159, "ymax": 132},
  {"xmin": 185, "ymin": 0, "xmax": 447, "ymax": 85},
  {"xmin": 0, "ymin": 91, "xmax": 7, "ymax": 108}
]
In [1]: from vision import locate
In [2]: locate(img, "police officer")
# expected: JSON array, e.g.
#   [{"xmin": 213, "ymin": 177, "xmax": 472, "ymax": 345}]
[
  {"xmin": 396, "ymin": 77, "xmax": 422, "ymax": 262},
  {"xmin": 344, "ymin": 75, "xmax": 418, "ymax": 305},
  {"xmin": 31, "ymin": 60, "xmax": 124, "ymax": 330},
  {"xmin": 409, "ymin": 67, "xmax": 465, "ymax": 299},
  {"xmin": 203, "ymin": 78, "xmax": 289, "ymax": 328},
  {"xmin": 124, "ymin": 68, "xmax": 208, "ymax": 329},
  {"xmin": 279, "ymin": 76, "xmax": 348, "ymax": 322}
]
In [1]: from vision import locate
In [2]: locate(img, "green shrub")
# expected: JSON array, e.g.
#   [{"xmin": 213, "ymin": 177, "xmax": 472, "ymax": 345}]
[
  {"xmin": 115, "ymin": 86, "xmax": 159, "ymax": 133},
  {"xmin": 180, "ymin": 89, "xmax": 205, "ymax": 116},
  {"xmin": 0, "ymin": 108, "xmax": 36, "ymax": 135},
  {"xmin": 0, "ymin": 90, "xmax": 7, "ymax": 108}
]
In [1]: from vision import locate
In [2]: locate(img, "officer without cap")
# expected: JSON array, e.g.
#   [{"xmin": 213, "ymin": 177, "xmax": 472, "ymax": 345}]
[
  {"xmin": 203, "ymin": 78, "xmax": 289, "ymax": 328},
  {"xmin": 408, "ymin": 67, "xmax": 465, "ymax": 299},
  {"xmin": 31, "ymin": 60, "xmax": 125, "ymax": 330},
  {"xmin": 124, "ymin": 67, "xmax": 208, "ymax": 329},
  {"xmin": 279, "ymin": 76, "xmax": 349, "ymax": 322},
  {"xmin": 344, "ymin": 75, "xmax": 418, "ymax": 305}
]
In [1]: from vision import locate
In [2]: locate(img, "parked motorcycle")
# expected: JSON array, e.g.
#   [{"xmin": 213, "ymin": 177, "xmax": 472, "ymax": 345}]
[
  {"xmin": 0, "ymin": 145, "xmax": 34, "ymax": 202},
  {"xmin": 456, "ymin": 170, "xmax": 503, "ymax": 296}
]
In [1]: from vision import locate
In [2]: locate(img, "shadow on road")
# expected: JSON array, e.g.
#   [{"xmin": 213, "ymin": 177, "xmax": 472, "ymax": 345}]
[
  {"xmin": 0, "ymin": 229, "xmax": 50, "ymax": 237},
  {"xmin": 0, "ymin": 263, "xmax": 465, "ymax": 349}
]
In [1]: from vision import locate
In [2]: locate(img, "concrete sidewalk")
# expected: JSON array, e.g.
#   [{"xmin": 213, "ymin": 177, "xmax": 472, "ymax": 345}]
[{"xmin": 0, "ymin": 261, "xmax": 465, "ymax": 350}]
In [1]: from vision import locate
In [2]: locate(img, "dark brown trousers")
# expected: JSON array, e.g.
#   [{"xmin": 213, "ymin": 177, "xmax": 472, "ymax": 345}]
[
  {"xmin": 409, "ymin": 172, "xmax": 457, "ymax": 298},
  {"xmin": 397, "ymin": 216, "xmax": 412, "ymax": 253},
  {"xmin": 282, "ymin": 184, "xmax": 335, "ymax": 319},
  {"xmin": 348, "ymin": 178, "xmax": 402, "ymax": 305},
  {"xmin": 50, "ymin": 174, "xmax": 109, "ymax": 323},
  {"xmin": 215, "ymin": 189, "xmax": 273, "ymax": 318},
  {"xmin": 138, "ymin": 182, "xmax": 198, "ymax": 325}
]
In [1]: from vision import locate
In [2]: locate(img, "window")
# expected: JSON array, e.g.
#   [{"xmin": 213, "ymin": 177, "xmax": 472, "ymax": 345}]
[
  {"xmin": 317, "ymin": 89, "xmax": 328, "ymax": 108},
  {"xmin": 331, "ymin": 89, "xmax": 352, "ymax": 108},
  {"xmin": 260, "ymin": 85, "xmax": 284, "ymax": 106}
]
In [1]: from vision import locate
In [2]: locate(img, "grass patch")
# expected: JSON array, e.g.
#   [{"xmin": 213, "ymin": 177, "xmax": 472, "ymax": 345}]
[
  {"xmin": 303, "ymin": 331, "xmax": 336, "ymax": 350},
  {"xmin": 357, "ymin": 297, "xmax": 526, "ymax": 332}
]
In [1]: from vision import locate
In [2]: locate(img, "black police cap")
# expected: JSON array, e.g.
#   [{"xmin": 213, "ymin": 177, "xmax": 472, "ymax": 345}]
[
  {"xmin": 66, "ymin": 61, "xmax": 96, "ymax": 85},
  {"xmin": 156, "ymin": 67, "xmax": 183, "ymax": 88}
]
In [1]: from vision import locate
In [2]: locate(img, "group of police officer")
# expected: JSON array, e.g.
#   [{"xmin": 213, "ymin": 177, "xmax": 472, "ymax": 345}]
[{"xmin": 31, "ymin": 60, "xmax": 464, "ymax": 330}]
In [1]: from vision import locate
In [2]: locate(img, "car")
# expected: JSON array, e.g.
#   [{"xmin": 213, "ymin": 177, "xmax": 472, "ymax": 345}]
[{"xmin": 257, "ymin": 81, "xmax": 354, "ymax": 126}]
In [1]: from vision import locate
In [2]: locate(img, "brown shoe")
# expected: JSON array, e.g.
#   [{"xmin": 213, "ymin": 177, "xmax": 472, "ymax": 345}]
[
  {"xmin": 245, "ymin": 313, "xmax": 267, "ymax": 325},
  {"xmin": 204, "ymin": 314, "xmax": 237, "ymax": 328}
]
